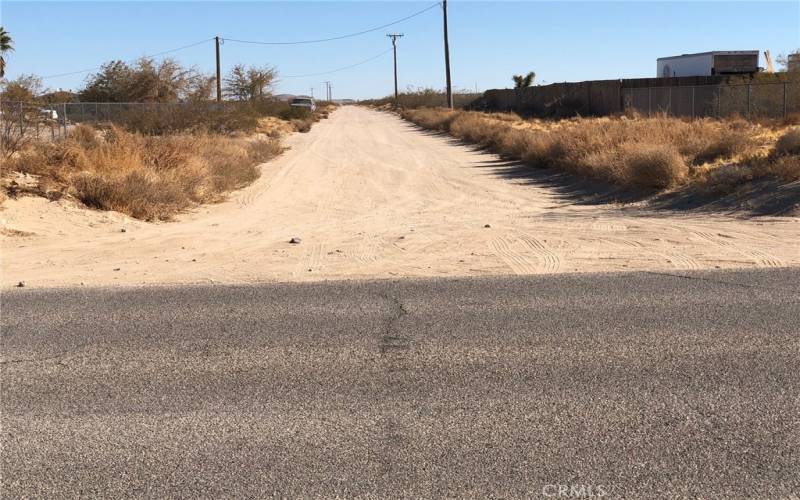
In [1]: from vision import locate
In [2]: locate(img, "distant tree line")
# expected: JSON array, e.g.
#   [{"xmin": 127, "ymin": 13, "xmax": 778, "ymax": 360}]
[{"xmin": 1, "ymin": 55, "xmax": 277, "ymax": 104}]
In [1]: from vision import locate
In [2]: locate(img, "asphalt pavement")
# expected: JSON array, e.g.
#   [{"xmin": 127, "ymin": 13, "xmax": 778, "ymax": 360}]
[{"xmin": 2, "ymin": 269, "xmax": 799, "ymax": 497}]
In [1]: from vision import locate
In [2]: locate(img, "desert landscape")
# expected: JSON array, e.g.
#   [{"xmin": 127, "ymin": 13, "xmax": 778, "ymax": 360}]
[
  {"xmin": 3, "ymin": 2, "xmax": 800, "ymax": 497},
  {"xmin": 2, "ymin": 105, "xmax": 798, "ymax": 288}
]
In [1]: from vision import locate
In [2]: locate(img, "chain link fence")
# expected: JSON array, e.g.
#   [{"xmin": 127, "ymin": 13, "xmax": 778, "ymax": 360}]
[
  {"xmin": 1, "ymin": 101, "xmax": 70, "ymax": 141},
  {"xmin": 623, "ymin": 81, "xmax": 799, "ymax": 119},
  {"xmin": 1, "ymin": 101, "xmax": 181, "ymax": 142},
  {"xmin": 1, "ymin": 101, "xmax": 285, "ymax": 147}
]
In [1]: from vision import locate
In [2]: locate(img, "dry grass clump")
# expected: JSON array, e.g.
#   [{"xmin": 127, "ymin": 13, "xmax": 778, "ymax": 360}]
[
  {"xmin": 403, "ymin": 108, "xmax": 770, "ymax": 191},
  {"xmin": 775, "ymin": 127, "xmax": 800, "ymax": 156},
  {"xmin": 362, "ymin": 88, "xmax": 481, "ymax": 109},
  {"xmin": 1, "ymin": 124, "xmax": 281, "ymax": 220},
  {"xmin": 622, "ymin": 144, "xmax": 687, "ymax": 189},
  {"xmin": 402, "ymin": 108, "xmax": 457, "ymax": 131},
  {"xmin": 291, "ymin": 118, "xmax": 313, "ymax": 133},
  {"xmin": 689, "ymin": 126, "xmax": 800, "ymax": 193}
]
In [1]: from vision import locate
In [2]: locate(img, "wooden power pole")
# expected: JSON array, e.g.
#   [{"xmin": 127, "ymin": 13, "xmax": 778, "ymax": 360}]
[
  {"xmin": 215, "ymin": 36, "xmax": 222, "ymax": 102},
  {"xmin": 324, "ymin": 81, "xmax": 332, "ymax": 101},
  {"xmin": 387, "ymin": 33, "xmax": 404, "ymax": 104},
  {"xmin": 443, "ymin": 0, "xmax": 453, "ymax": 108}
]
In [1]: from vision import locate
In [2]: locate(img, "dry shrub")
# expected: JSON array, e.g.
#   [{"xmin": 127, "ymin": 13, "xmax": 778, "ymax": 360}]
[
  {"xmin": 760, "ymin": 155, "xmax": 800, "ymax": 182},
  {"xmin": 69, "ymin": 123, "xmax": 102, "ymax": 148},
  {"xmin": 403, "ymin": 108, "xmax": 769, "ymax": 192},
  {"xmin": 775, "ymin": 128, "xmax": 800, "ymax": 156},
  {"xmin": 486, "ymin": 112, "xmax": 522, "ymax": 122},
  {"xmin": 1, "ymin": 125, "xmax": 282, "ymax": 220},
  {"xmin": 362, "ymin": 88, "xmax": 480, "ymax": 109},
  {"xmin": 621, "ymin": 144, "xmax": 687, "ymax": 189},
  {"xmin": 401, "ymin": 108, "xmax": 457, "ymax": 131},
  {"xmin": 291, "ymin": 119, "xmax": 313, "ymax": 133},
  {"xmin": 248, "ymin": 138, "xmax": 284, "ymax": 163},
  {"xmin": 449, "ymin": 113, "xmax": 491, "ymax": 143}
]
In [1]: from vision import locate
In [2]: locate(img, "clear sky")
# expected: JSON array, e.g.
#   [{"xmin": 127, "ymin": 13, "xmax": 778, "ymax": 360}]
[{"xmin": 2, "ymin": 1, "xmax": 799, "ymax": 99}]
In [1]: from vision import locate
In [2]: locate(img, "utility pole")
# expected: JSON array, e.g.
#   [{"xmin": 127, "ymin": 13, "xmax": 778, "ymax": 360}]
[
  {"xmin": 323, "ymin": 81, "xmax": 331, "ymax": 102},
  {"xmin": 310, "ymin": 87, "xmax": 314, "ymax": 99},
  {"xmin": 215, "ymin": 36, "xmax": 222, "ymax": 102},
  {"xmin": 387, "ymin": 33, "xmax": 404, "ymax": 104},
  {"xmin": 443, "ymin": 0, "xmax": 453, "ymax": 108}
]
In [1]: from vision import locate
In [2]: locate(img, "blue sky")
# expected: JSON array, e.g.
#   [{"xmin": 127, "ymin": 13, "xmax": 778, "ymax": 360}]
[{"xmin": 2, "ymin": 1, "xmax": 799, "ymax": 99}]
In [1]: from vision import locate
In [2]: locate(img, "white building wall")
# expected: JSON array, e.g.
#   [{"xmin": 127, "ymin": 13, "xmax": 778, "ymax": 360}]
[{"xmin": 657, "ymin": 53, "xmax": 714, "ymax": 77}]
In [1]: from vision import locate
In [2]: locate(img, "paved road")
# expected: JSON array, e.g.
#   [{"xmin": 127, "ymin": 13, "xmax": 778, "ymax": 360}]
[{"xmin": 3, "ymin": 269, "xmax": 799, "ymax": 497}]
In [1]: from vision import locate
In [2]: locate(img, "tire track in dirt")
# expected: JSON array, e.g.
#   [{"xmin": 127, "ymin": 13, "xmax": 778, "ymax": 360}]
[
  {"xmin": 595, "ymin": 236, "xmax": 645, "ymax": 249},
  {"xmin": 518, "ymin": 234, "xmax": 561, "ymax": 272},
  {"xmin": 342, "ymin": 235, "xmax": 383, "ymax": 265},
  {"xmin": 490, "ymin": 235, "xmax": 560, "ymax": 274},
  {"xmin": 298, "ymin": 151, "xmax": 339, "ymax": 273},
  {"xmin": 747, "ymin": 249, "xmax": 783, "ymax": 268},
  {"xmin": 690, "ymin": 229, "xmax": 783, "ymax": 268},
  {"xmin": 664, "ymin": 251, "xmax": 702, "ymax": 271},
  {"xmin": 490, "ymin": 237, "xmax": 539, "ymax": 275}
]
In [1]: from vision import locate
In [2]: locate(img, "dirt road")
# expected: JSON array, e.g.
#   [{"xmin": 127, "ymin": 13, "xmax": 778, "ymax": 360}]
[{"xmin": 2, "ymin": 106, "xmax": 798, "ymax": 288}]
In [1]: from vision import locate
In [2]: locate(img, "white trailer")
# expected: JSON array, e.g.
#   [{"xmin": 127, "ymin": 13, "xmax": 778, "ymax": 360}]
[{"xmin": 657, "ymin": 51, "xmax": 759, "ymax": 77}]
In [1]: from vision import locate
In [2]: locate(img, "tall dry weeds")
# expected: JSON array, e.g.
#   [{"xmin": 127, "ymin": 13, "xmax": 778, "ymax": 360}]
[
  {"xmin": 1, "ymin": 124, "xmax": 282, "ymax": 220},
  {"xmin": 402, "ymin": 108, "xmax": 793, "ymax": 192}
]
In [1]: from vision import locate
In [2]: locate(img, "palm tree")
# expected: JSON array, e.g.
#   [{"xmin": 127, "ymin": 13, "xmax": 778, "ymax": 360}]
[
  {"xmin": 0, "ymin": 27, "xmax": 13, "ymax": 79},
  {"xmin": 512, "ymin": 71, "xmax": 535, "ymax": 89}
]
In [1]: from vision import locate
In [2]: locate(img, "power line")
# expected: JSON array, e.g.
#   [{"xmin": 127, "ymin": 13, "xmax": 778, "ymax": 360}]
[
  {"xmin": 273, "ymin": 48, "xmax": 393, "ymax": 82},
  {"xmin": 40, "ymin": 38, "xmax": 215, "ymax": 80},
  {"xmin": 35, "ymin": 2, "xmax": 441, "ymax": 85},
  {"xmin": 224, "ymin": 2, "xmax": 440, "ymax": 46}
]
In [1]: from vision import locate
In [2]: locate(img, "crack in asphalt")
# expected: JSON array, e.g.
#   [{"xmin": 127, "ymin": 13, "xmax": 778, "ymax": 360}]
[
  {"xmin": 374, "ymin": 292, "xmax": 414, "ymax": 481},
  {"xmin": 378, "ymin": 292, "xmax": 411, "ymax": 356}
]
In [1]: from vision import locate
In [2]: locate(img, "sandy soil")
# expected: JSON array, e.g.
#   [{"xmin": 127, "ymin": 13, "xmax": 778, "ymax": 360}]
[{"xmin": 2, "ymin": 106, "xmax": 798, "ymax": 288}]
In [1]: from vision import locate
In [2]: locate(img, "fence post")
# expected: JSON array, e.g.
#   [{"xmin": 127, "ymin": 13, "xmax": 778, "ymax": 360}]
[
  {"xmin": 18, "ymin": 102, "xmax": 24, "ymax": 134},
  {"xmin": 784, "ymin": 82, "xmax": 788, "ymax": 120},
  {"xmin": 668, "ymin": 86, "xmax": 672, "ymax": 116},
  {"xmin": 717, "ymin": 88, "xmax": 721, "ymax": 118},
  {"xmin": 691, "ymin": 86, "xmax": 695, "ymax": 118},
  {"xmin": 62, "ymin": 103, "xmax": 68, "ymax": 138},
  {"xmin": 648, "ymin": 87, "xmax": 651, "ymax": 116},
  {"xmin": 747, "ymin": 83, "xmax": 751, "ymax": 118}
]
